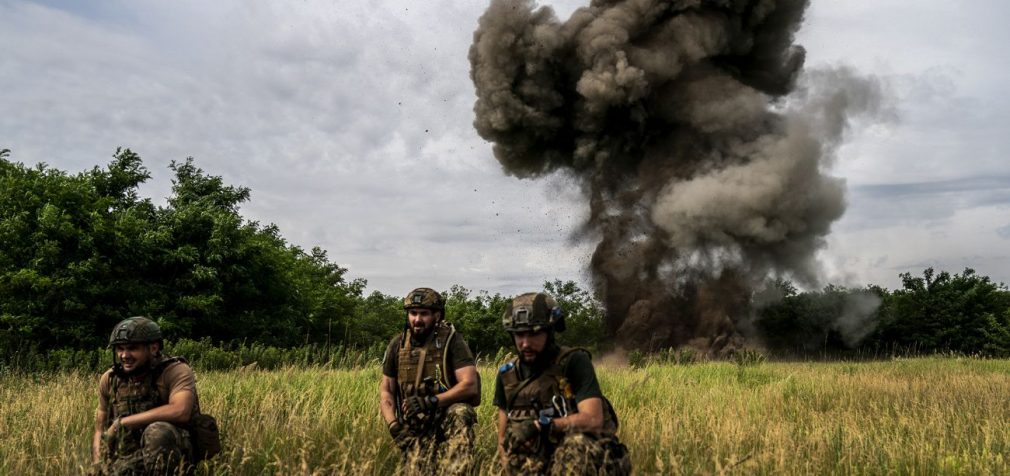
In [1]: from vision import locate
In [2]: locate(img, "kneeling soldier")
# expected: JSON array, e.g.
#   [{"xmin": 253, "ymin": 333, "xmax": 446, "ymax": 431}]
[
  {"xmin": 379, "ymin": 288, "xmax": 481, "ymax": 475},
  {"xmin": 495, "ymin": 292, "xmax": 630, "ymax": 475},
  {"xmin": 92, "ymin": 316, "xmax": 210, "ymax": 475}
]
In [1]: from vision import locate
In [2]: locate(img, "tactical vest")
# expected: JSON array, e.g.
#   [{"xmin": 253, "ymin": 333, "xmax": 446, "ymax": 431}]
[
  {"xmin": 106, "ymin": 356, "xmax": 222, "ymax": 462},
  {"xmin": 109, "ymin": 356, "xmax": 195, "ymax": 421},
  {"xmin": 396, "ymin": 322, "xmax": 457, "ymax": 399},
  {"xmin": 500, "ymin": 346, "xmax": 619, "ymax": 434}
]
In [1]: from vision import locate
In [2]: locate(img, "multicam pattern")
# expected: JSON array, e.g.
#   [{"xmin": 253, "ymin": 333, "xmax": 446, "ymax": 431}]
[
  {"xmin": 399, "ymin": 403, "xmax": 476, "ymax": 476},
  {"xmin": 403, "ymin": 288, "xmax": 445, "ymax": 311},
  {"xmin": 100, "ymin": 422, "xmax": 191, "ymax": 475},
  {"xmin": 507, "ymin": 432, "xmax": 630, "ymax": 476}
]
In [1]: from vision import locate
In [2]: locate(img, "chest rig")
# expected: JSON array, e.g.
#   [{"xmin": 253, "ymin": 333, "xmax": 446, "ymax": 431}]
[
  {"xmin": 396, "ymin": 322, "xmax": 456, "ymax": 399},
  {"xmin": 109, "ymin": 356, "xmax": 186, "ymax": 421},
  {"xmin": 500, "ymin": 347, "xmax": 618, "ymax": 434}
]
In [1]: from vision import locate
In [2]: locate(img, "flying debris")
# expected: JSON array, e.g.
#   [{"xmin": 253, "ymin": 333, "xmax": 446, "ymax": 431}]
[{"xmin": 470, "ymin": 0, "xmax": 886, "ymax": 353}]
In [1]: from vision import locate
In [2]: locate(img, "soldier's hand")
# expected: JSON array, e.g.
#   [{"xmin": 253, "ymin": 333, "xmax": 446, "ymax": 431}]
[
  {"xmin": 102, "ymin": 417, "xmax": 123, "ymax": 440},
  {"xmin": 388, "ymin": 421, "xmax": 411, "ymax": 450},
  {"xmin": 404, "ymin": 395, "xmax": 438, "ymax": 420}
]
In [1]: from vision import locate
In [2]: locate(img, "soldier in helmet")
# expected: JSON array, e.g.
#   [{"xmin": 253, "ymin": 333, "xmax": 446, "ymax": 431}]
[
  {"xmin": 92, "ymin": 316, "xmax": 201, "ymax": 475},
  {"xmin": 379, "ymin": 287, "xmax": 481, "ymax": 474},
  {"xmin": 494, "ymin": 292, "xmax": 631, "ymax": 475}
]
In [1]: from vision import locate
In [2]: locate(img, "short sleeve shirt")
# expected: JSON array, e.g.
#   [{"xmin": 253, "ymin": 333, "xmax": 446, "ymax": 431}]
[
  {"xmin": 382, "ymin": 330, "xmax": 476, "ymax": 379},
  {"xmin": 492, "ymin": 349, "xmax": 603, "ymax": 408},
  {"xmin": 96, "ymin": 359, "xmax": 199, "ymax": 421}
]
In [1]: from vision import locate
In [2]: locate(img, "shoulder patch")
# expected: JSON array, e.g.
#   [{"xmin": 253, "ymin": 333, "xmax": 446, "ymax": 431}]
[{"xmin": 498, "ymin": 362, "xmax": 515, "ymax": 374}]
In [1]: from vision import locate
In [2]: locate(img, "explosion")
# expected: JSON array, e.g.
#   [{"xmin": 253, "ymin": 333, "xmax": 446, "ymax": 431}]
[{"xmin": 470, "ymin": 0, "xmax": 884, "ymax": 352}]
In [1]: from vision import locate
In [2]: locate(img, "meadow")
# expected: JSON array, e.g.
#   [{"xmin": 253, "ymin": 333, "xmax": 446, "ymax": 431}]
[{"xmin": 3, "ymin": 356, "xmax": 1010, "ymax": 475}]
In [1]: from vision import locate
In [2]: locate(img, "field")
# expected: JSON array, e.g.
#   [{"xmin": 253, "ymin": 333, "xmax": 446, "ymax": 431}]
[{"xmin": 3, "ymin": 357, "xmax": 1010, "ymax": 475}]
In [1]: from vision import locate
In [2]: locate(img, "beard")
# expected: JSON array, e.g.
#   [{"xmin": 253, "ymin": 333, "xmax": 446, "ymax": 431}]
[
  {"xmin": 409, "ymin": 322, "xmax": 435, "ymax": 343},
  {"xmin": 520, "ymin": 334, "xmax": 559, "ymax": 368}
]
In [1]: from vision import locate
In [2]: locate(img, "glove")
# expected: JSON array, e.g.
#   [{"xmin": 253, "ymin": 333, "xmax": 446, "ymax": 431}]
[
  {"xmin": 388, "ymin": 421, "xmax": 411, "ymax": 450},
  {"xmin": 403, "ymin": 395, "xmax": 438, "ymax": 420},
  {"xmin": 505, "ymin": 419, "xmax": 540, "ymax": 452}
]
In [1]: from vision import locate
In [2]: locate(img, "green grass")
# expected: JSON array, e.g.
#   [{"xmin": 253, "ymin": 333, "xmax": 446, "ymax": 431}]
[{"xmin": 3, "ymin": 357, "xmax": 1010, "ymax": 474}]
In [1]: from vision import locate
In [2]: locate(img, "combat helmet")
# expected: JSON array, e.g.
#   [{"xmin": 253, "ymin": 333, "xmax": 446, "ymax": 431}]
[
  {"xmin": 403, "ymin": 287, "xmax": 445, "ymax": 312},
  {"xmin": 502, "ymin": 292, "xmax": 565, "ymax": 333},
  {"xmin": 108, "ymin": 316, "xmax": 162, "ymax": 347}
]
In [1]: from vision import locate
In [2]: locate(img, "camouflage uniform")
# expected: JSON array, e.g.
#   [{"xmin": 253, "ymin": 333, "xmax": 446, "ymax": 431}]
[
  {"xmin": 384, "ymin": 288, "xmax": 479, "ymax": 476},
  {"xmin": 498, "ymin": 347, "xmax": 630, "ymax": 476},
  {"xmin": 396, "ymin": 402, "xmax": 477, "ymax": 476},
  {"xmin": 99, "ymin": 356, "xmax": 196, "ymax": 476},
  {"xmin": 96, "ymin": 316, "xmax": 201, "ymax": 476},
  {"xmin": 496, "ymin": 293, "xmax": 631, "ymax": 476}
]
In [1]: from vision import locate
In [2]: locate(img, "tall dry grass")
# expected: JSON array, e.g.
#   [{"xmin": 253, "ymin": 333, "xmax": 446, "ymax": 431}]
[{"xmin": 2, "ymin": 357, "xmax": 1009, "ymax": 474}]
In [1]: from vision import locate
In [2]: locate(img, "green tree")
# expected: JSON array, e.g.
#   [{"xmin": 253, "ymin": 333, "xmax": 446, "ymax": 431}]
[
  {"xmin": 443, "ymin": 285, "xmax": 509, "ymax": 356},
  {"xmin": 544, "ymin": 280, "xmax": 607, "ymax": 350},
  {"xmin": 0, "ymin": 149, "xmax": 368, "ymax": 350},
  {"xmin": 0, "ymin": 148, "xmax": 156, "ymax": 349},
  {"xmin": 871, "ymin": 268, "xmax": 1010, "ymax": 354}
]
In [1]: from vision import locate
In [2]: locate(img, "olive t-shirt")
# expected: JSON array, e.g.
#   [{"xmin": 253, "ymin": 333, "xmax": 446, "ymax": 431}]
[
  {"xmin": 97, "ymin": 359, "xmax": 199, "ymax": 422},
  {"xmin": 492, "ymin": 349, "xmax": 603, "ymax": 408},
  {"xmin": 382, "ymin": 329, "xmax": 476, "ymax": 379}
]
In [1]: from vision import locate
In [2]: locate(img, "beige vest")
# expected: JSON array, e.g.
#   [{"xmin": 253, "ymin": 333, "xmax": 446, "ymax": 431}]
[{"xmin": 395, "ymin": 322, "xmax": 456, "ymax": 398}]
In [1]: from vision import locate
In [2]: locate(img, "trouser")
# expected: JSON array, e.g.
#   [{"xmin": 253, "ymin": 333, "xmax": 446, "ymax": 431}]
[
  {"xmin": 400, "ymin": 403, "xmax": 477, "ymax": 476},
  {"xmin": 506, "ymin": 432, "xmax": 631, "ymax": 476},
  {"xmin": 101, "ymin": 422, "xmax": 193, "ymax": 476}
]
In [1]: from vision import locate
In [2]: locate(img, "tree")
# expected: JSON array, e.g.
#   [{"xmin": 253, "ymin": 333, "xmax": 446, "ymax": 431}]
[
  {"xmin": 870, "ymin": 268, "xmax": 1010, "ymax": 354},
  {"xmin": 443, "ymin": 285, "xmax": 510, "ymax": 356},
  {"xmin": 544, "ymin": 280, "xmax": 607, "ymax": 350},
  {"xmin": 0, "ymin": 149, "xmax": 368, "ymax": 350}
]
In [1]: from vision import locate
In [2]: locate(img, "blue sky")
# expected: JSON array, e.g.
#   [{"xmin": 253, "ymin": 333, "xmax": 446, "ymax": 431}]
[{"xmin": 2, "ymin": 0, "xmax": 1008, "ymax": 295}]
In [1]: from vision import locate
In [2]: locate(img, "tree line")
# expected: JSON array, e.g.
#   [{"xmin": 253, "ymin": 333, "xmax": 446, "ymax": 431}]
[{"xmin": 1, "ymin": 149, "xmax": 1008, "ymax": 361}]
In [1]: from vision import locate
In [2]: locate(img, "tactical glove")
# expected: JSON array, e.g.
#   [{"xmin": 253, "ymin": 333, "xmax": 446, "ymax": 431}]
[
  {"xmin": 388, "ymin": 421, "xmax": 411, "ymax": 450},
  {"xmin": 403, "ymin": 395, "xmax": 438, "ymax": 420}
]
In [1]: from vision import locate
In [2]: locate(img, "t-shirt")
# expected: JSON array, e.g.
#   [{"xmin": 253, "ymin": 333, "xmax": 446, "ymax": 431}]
[
  {"xmin": 382, "ymin": 328, "xmax": 476, "ymax": 379},
  {"xmin": 97, "ymin": 358, "xmax": 199, "ymax": 421},
  {"xmin": 492, "ymin": 348, "xmax": 603, "ymax": 408}
]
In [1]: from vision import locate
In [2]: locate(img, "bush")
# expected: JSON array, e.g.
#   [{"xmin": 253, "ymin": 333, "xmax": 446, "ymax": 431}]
[
  {"xmin": 731, "ymin": 348, "xmax": 766, "ymax": 366},
  {"xmin": 628, "ymin": 350, "xmax": 645, "ymax": 369}
]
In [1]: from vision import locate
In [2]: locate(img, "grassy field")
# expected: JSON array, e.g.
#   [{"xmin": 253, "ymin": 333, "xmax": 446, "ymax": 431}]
[{"xmin": 3, "ymin": 357, "xmax": 1010, "ymax": 475}]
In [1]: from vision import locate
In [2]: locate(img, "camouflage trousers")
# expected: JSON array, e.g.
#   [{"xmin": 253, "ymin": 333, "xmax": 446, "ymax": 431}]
[
  {"xmin": 399, "ymin": 403, "xmax": 477, "ymax": 476},
  {"xmin": 100, "ymin": 422, "xmax": 193, "ymax": 476},
  {"xmin": 507, "ymin": 432, "xmax": 631, "ymax": 476}
]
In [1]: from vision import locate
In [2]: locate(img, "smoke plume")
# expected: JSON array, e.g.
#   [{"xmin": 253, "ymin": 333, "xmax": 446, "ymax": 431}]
[{"xmin": 470, "ymin": 0, "xmax": 885, "ymax": 353}]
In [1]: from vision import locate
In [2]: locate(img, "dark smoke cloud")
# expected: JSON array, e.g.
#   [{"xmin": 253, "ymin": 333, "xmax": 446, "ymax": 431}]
[{"xmin": 470, "ymin": 0, "xmax": 886, "ymax": 352}]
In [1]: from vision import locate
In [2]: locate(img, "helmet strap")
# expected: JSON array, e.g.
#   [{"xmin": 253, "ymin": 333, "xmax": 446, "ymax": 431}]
[{"xmin": 111, "ymin": 350, "xmax": 126, "ymax": 377}]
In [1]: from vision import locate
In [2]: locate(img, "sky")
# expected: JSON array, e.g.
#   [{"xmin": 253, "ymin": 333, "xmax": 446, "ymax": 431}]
[{"xmin": 1, "ymin": 0, "xmax": 1008, "ymax": 296}]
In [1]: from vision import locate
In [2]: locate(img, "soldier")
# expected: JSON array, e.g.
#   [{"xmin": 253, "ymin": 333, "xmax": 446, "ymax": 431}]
[
  {"xmin": 92, "ymin": 316, "xmax": 206, "ymax": 475},
  {"xmin": 379, "ymin": 287, "xmax": 481, "ymax": 474},
  {"xmin": 494, "ymin": 292, "xmax": 631, "ymax": 475}
]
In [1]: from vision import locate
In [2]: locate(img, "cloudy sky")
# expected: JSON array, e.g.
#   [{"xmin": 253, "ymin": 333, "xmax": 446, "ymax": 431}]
[{"xmin": 2, "ymin": 0, "xmax": 1008, "ymax": 296}]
